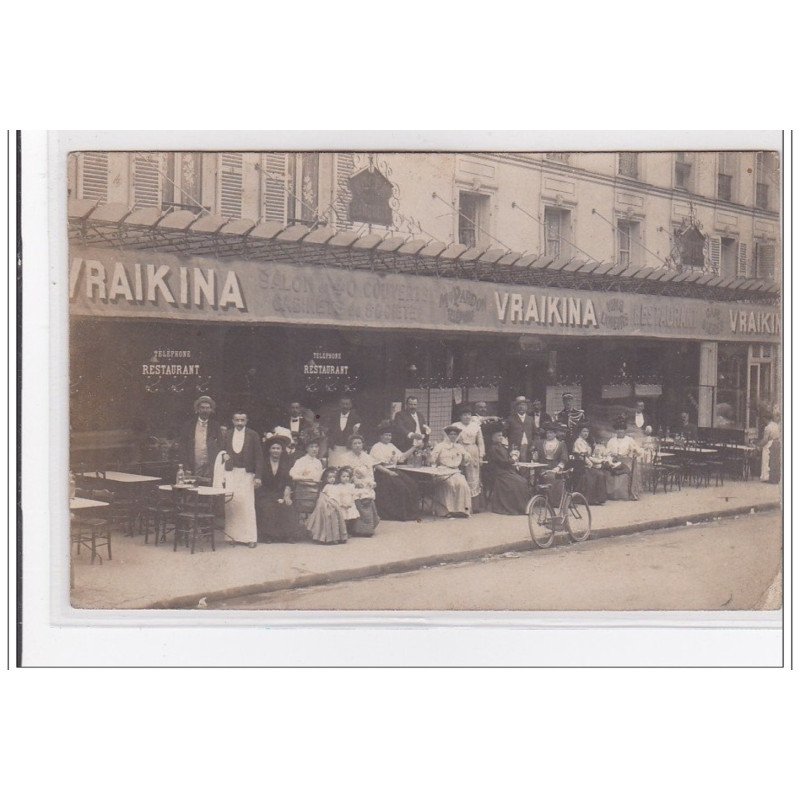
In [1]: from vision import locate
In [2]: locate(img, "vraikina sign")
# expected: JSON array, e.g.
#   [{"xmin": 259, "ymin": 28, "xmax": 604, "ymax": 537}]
[{"xmin": 69, "ymin": 247, "xmax": 781, "ymax": 344}]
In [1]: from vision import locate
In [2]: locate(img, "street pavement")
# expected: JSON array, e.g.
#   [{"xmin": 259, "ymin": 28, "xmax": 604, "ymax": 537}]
[
  {"xmin": 214, "ymin": 511, "xmax": 783, "ymax": 611},
  {"xmin": 68, "ymin": 480, "xmax": 781, "ymax": 609}
]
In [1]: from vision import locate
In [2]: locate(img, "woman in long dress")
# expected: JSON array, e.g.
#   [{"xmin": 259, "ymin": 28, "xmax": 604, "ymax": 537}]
[
  {"xmin": 341, "ymin": 434, "xmax": 380, "ymax": 536},
  {"xmin": 484, "ymin": 424, "xmax": 531, "ymax": 515},
  {"xmin": 288, "ymin": 436, "xmax": 324, "ymax": 517},
  {"xmin": 369, "ymin": 422, "xmax": 421, "ymax": 521},
  {"xmin": 307, "ymin": 467, "xmax": 348, "ymax": 545},
  {"xmin": 429, "ymin": 425, "xmax": 472, "ymax": 517},
  {"xmin": 452, "ymin": 405, "xmax": 485, "ymax": 512},
  {"xmin": 572, "ymin": 426, "xmax": 607, "ymax": 505},
  {"xmin": 531, "ymin": 423, "xmax": 570, "ymax": 509},
  {"xmin": 604, "ymin": 418, "xmax": 643, "ymax": 500},
  {"xmin": 759, "ymin": 412, "xmax": 781, "ymax": 483},
  {"xmin": 256, "ymin": 433, "xmax": 308, "ymax": 543}
]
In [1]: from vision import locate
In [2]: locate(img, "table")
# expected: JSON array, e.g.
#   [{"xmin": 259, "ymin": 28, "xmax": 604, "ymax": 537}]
[
  {"xmin": 80, "ymin": 471, "xmax": 161, "ymax": 483},
  {"xmin": 394, "ymin": 465, "xmax": 460, "ymax": 515},
  {"xmin": 158, "ymin": 484, "xmax": 231, "ymax": 496},
  {"xmin": 79, "ymin": 472, "xmax": 162, "ymax": 535},
  {"xmin": 70, "ymin": 497, "xmax": 110, "ymax": 510}
]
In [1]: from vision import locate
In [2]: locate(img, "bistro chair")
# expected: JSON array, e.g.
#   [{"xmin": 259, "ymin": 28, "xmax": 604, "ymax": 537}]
[
  {"xmin": 173, "ymin": 486, "xmax": 217, "ymax": 555},
  {"xmin": 138, "ymin": 486, "xmax": 174, "ymax": 546},
  {"xmin": 70, "ymin": 490, "xmax": 113, "ymax": 565}
]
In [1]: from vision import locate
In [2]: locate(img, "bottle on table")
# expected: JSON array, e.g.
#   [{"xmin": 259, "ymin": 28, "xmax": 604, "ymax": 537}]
[{"xmin": 175, "ymin": 464, "xmax": 186, "ymax": 485}]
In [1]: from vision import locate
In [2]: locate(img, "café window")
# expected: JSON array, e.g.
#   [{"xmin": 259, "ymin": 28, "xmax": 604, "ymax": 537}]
[
  {"xmin": 544, "ymin": 206, "xmax": 571, "ymax": 258},
  {"xmin": 717, "ymin": 152, "xmax": 737, "ymax": 202},
  {"xmin": 716, "ymin": 343, "xmax": 747, "ymax": 429},
  {"xmin": 458, "ymin": 191, "xmax": 490, "ymax": 249},
  {"xmin": 618, "ymin": 152, "xmax": 639, "ymax": 179},
  {"xmin": 616, "ymin": 218, "xmax": 641, "ymax": 267},
  {"xmin": 674, "ymin": 152, "xmax": 693, "ymax": 191}
]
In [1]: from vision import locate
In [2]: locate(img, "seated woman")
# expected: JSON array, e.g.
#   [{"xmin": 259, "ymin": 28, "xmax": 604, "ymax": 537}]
[
  {"xmin": 369, "ymin": 422, "xmax": 422, "ymax": 521},
  {"xmin": 341, "ymin": 434, "xmax": 380, "ymax": 536},
  {"xmin": 452, "ymin": 404, "xmax": 486, "ymax": 512},
  {"xmin": 485, "ymin": 423, "xmax": 531, "ymax": 515},
  {"xmin": 288, "ymin": 435, "xmax": 324, "ymax": 517},
  {"xmin": 306, "ymin": 467, "xmax": 348, "ymax": 545},
  {"xmin": 256, "ymin": 433, "xmax": 308, "ymax": 543},
  {"xmin": 604, "ymin": 417, "xmax": 643, "ymax": 500},
  {"xmin": 531, "ymin": 422, "xmax": 569, "ymax": 508},
  {"xmin": 571, "ymin": 425, "xmax": 607, "ymax": 505},
  {"xmin": 429, "ymin": 425, "xmax": 473, "ymax": 517}
]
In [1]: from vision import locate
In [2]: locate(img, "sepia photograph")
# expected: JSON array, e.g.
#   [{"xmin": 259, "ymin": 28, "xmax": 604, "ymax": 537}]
[{"xmin": 66, "ymin": 147, "xmax": 783, "ymax": 613}]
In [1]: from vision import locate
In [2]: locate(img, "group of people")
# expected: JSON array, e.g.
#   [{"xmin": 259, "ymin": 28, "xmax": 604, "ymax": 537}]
[{"xmin": 176, "ymin": 392, "xmax": 780, "ymax": 547}]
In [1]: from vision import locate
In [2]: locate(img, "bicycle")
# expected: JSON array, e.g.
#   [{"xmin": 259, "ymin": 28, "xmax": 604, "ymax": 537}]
[{"xmin": 526, "ymin": 468, "xmax": 592, "ymax": 549}]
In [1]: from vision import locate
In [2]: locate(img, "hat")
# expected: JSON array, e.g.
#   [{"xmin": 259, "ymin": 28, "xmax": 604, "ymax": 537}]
[
  {"xmin": 561, "ymin": 392, "xmax": 574, "ymax": 400},
  {"xmin": 264, "ymin": 432, "xmax": 291, "ymax": 448},
  {"xmin": 531, "ymin": 399, "xmax": 542, "ymax": 407},
  {"xmin": 544, "ymin": 421, "xmax": 563, "ymax": 432},
  {"xmin": 444, "ymin": 424, "xmax": 461, "ymax": 435},
  {"xmin": 454, "ymin": 403, "xmax": 473, "ymax": 417},
  {"xmin": 483, "ymin": 420, "xmax": 506, "ymax": 439},
  {"xmin": 193, "ymin": 395, "xmax": 215, "ymax": 412},
  {"xmin": 613, "ymin": 415, "xmax": 628, "ymax": 431},
  {"xmin": 377, "ymin": 421, "xmax": 394, "ymax": 435},
  {"xmin": 513, "ymin": 396, "xmax": 529, "ymax": 405}
]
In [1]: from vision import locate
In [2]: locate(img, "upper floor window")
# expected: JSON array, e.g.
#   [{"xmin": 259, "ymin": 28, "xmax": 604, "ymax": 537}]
[
  {"xmin": 755, "ymin": 151, "xmax": 779, "ymax": 211},
  {"xmin": 544, "ymin": 206, "xmax": 571, "ymax": 258},
  {"xmin": 755, "ymin": 241, "xmax": 776, "ymax": 279},
  {"xmin": 618, "ymin": 153, "xmax": 639, "ymax": 179},
  {"xmin": 458, "ymin": 191, "xmax": 490, "ymax": 249},
  {"xmin": 287, "ymin": 153, "xmax": 320, "ymax": 225},
  {"xmin": 217, "ymin": 153, "xmax": 244, "ymax": 218},
  {"xmin": 717, "ymin": 152, "xmax": 737, "ymax": 202},
  {"xmin": 674, "ymin": 152, "xmax": 693, "ymax": 191},
  {"xmin": 616, "ymin": 219, "xmax": 641, "ymax": 267},
  {"xmin": 132, "ymin": 154, "xmax": 162, "ymax": 208},
  {"xmin": 78, "ymin": 152, "xmax": 109, "ymax": 202}
]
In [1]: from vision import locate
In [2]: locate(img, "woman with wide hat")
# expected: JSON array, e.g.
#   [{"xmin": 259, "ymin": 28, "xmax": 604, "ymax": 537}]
[
  {"xmin": 256, "ymin": 431, "xmax": 308, "ymax": 543},
  {"xmin": 369, "ymin": 422, "xmax": 422, "ymax": 521},
  {"xmin": 451, "ymin": 403, "xmax": 485, "ymax": 511},
  {"xmin": 484, "ymin": 421, "xmax": 531, "ymax": 515},
  {"xmin": 428, "ymin": 425, "xmax": 473, "ymax": 517},
  {"xmin": 604, "ymin": 416, "xmax": 643, "ymax": 500},
  {"xmin": 532, "ymin": 421, "xmax": 570, "ymax": 510}
]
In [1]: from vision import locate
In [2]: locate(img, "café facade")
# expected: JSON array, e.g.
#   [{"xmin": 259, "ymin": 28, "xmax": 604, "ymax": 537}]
[{"xmin": 67, "ymin": 201, "xmax": 781, "ymax": 466}]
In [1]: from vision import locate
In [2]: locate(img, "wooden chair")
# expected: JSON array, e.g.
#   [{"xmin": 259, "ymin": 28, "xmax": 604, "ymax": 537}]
[
  {"xmin": 70, "ymin": 490, "xmax": 113, "ymax": 565},
  {"xmin": 138, "ymin": 487, "xmax": 174, "ymax": 545},
  {"xmin": 173, "ymin": 487, "xmax": 217, "ymax": 554}
]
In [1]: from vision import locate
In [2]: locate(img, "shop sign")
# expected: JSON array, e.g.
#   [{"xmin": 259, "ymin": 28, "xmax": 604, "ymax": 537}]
[
  {"xmin": 140, "ymin": 346, "xmax": 210, "ymax": 394},
  {"xmin": 69, "ymin": 246, "xmax": 781, "ymax": 344}
]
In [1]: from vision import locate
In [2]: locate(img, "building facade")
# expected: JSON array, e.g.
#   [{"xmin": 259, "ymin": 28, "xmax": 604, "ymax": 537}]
[{"xmin": 67, "ymin": 150, "xmax": 781, "ymax": 465}]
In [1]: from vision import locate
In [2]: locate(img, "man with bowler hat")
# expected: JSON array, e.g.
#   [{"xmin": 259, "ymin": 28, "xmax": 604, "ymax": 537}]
[
  {"xmin": 505, "ymin": 396, "xmax": 537, "ymax": 462},
  {"xmin": 179, "ymin": 395, "xmax": 223, "ymax": 482}
]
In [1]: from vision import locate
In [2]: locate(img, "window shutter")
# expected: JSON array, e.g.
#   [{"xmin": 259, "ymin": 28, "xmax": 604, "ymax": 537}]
[
  {"xmin": 756, "ymin": 243, "xmax": 776, "ymax": 279},
  {"xmin": 333, "ymin": 153, "xmax": 355, "ymax": 229},
  {"xmin": 262, "ymin": 153, "xmax": 288, "ymax": 223},
  {"xmin": 737, "ymin": 242, "xmax": 748, "ymax": 278},
  {"xmin": 132, "ymin": 154, "xmax": 162, "ymax": 208},
  {"xmin": 708, "ymin": 236, "xmax": 721, "ymax": 271},
  {"xmin": 218, "ymin": 153, "xmax": 243, "ymax": 218},
  {"xmin": 79, "ymin": 153, "xmax": 109, "ymax": 201}
]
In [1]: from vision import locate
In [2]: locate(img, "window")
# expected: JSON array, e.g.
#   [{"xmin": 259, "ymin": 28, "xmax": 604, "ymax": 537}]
[
  {"xmin": 546, "ymin": 153, "xmax": 570, "ymax": 164},
  {"xmin": 618, "ymin": 153, "xmax": 639, "ymax": 179},
  {"xmin": 218, "ymin": 153, "xmax": 243, "ymax": 218},
  {"xmin": 261, "ymin": 153, "xmax": 288, "ymax": 223},
  {"xmin": 674, "ymin": 152, "xmax": 693, "ymax": 191},
  {"xmin": 132, "ymin": 154, "xmax": 162, "ymax": 208},
  {"xmin": 544, "ymin": 207, "xmax": 570, "ymax": 258},
  {"xmin": 755, "ymin": 241, "xmax": 776, "ymax": 279},
  {"xmin": 287, "ymin": 153, "xmax": 320, "ymax": 224},
  {"xmin": 78, "ymin": 152, "xmax": 109, "ymax": 202},
  {"xmin": 720, "ymin": 236, "xmax": 737, "ymax": 274},
  {"xmin": 756, "ymin": 152, "xmax": 778, "ymax": 210},
  {"xmin": 616, "ymin": 219, "xmax": 641, "ymax": 267},
  {"xmin": 458, "ymin": 191, "xmax": 489, "ymax": 249},
  {"xmin": 717, "ymin": 153, "xmax": 737, "ymax": 202}
]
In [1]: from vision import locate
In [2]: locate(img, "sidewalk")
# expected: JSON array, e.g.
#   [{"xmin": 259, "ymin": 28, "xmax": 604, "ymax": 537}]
[{"xmin": 69, "ymin": 482, "xmax": 781, "ymax": 609}]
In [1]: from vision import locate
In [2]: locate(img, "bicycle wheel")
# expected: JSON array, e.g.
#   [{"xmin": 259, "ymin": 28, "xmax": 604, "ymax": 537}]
[
  {"xmin": 527, "ymin": 495, "xmax": 554, "ymax": 549},
  {"xmin": 566, "ymin": 492, "xmax": 591, "ymax": 543}
]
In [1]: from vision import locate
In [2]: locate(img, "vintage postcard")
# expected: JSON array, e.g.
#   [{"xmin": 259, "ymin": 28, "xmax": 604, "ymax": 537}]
[{"xmin": 66, "ymin": 147, "xmax": 782, "ymax": 612}]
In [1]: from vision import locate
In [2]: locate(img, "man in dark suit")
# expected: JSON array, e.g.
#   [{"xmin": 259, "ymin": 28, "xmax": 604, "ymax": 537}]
[
  {"xmin": 529, "ymin": 399, "xmax": 551, "ymax": 440},
  {"xmin": 505, "ymin": 396, "xmax": 537, "ymax": 462},
  {"xmin": 325, "ymin": 396, "xmax": 362, "ymax": 467},
  {"xmin": 280, "ymin": 401, "xmax": 309, "ymax": 452},
  {"xmin": 178, "ymin": 395, "xmax": 223, "ymax": 483},
  {"xmin": 394, "ymin": 396, "xmax": 431, "ymax": 446},
  {"xmin": 555, "ymin": 392, "xmax": 587, "ymax": 447},
  {"xmin": 676, "ymin": 411, "xmax": 698, "ymax": 442},
  {"xmin": 631, "ymin": 400, "xmax": 651, "ymax": 434}
]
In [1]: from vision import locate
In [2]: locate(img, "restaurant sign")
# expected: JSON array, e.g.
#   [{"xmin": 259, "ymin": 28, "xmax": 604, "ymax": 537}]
[{"xmin": 69, "ymin": 247, "xmax": 780, "ymax": 344}]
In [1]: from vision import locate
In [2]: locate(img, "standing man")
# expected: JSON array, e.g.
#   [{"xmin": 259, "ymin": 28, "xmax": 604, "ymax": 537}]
[
  {"xmin": 556, "ymin": 392, "xmax": 587, "ymax": 447},
  {"xmin": 394, "ymin": 396, "xmax": 431, "ymax": 447},
  {"xmin": 631, "ymin": 400, "xmax": 650, "ymax": 433},
  {"xmin": 505, "ymin": 396, "xmax": 536, "ymax": 462},
  {"xmin": 675, "ymin": 411, "xmax": 698, "ymax": 443},
  {"xmin": 221, "ymin": 411, "xmax": 264, "ymax": 547},
  {"xmin": 325, "ymin": 396, "xmax": 362, "ymax": 467},
  {"xmin": 179, "ymin": 395, "xmax": 223, "ymax": 484},
  {"xmin": 530, "ymin": 399, "xmax": 551, "ymax": 439}
]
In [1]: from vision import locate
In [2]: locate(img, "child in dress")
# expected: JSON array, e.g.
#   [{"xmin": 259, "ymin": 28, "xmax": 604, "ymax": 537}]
[
  {"xmin": 306, "ymin": 467, "xmax": 348, "ymax": 545},
  {"xmin": 336, "ymin": 467, "xmax": 360, "ymax": 535}
]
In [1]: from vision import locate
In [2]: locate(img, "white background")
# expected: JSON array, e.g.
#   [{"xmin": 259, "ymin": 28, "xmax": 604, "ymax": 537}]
[{"xmin": 3, "ymin": 2, "xmax": 798, "ymax": 797}]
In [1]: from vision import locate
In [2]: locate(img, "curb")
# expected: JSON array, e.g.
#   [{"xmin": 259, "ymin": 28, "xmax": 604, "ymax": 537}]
[{"xmin": 149, "ymin": 500, "xmax": 781, "ymax": 609}]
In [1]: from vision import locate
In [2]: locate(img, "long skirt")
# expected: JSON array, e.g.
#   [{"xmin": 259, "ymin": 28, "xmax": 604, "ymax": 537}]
[
  {"xmin": 374, "ymin": 470, "xmax": 420, "ymax": 521},
  {"xmin": 293, "ymin": 481, "xmax": 320, "ymax": 515},
  {"xmin": 255, "ymin": 493, "xmax": 308, "ymax": 543},
  {"xmin": 604, "ymin": 458, "xmax": 641, "ymax": 501},
  {"xmin": 307, "ymin": 493, "xmax": 348, "ymax": 544},
  {"xmin": 348, "ymin": 498, "xmax": 380, "ymax": 536},
  {"xmin": 575, "ymin": 464, "xmax": 607, "ymax": 505},
  {"xmin": 224, "ymin": 468, "xmax": 257, "ymax": 544},
  {"xmin": 432, "ymin": 472, "xmax": 472, "ymax": 517},
  {"xmin": 488, "ymin": 470, "xmax": 530, "ymax": 515},
  {"xmin": 761, "ymin": 440, "xmax": 781, "ymax": 483},
  {"xmin": 462, "ymin": 443, "xmax": 484, "ymax": 511}
]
